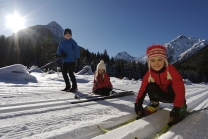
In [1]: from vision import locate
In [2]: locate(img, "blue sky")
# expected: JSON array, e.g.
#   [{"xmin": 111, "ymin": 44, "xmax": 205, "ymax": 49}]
[{"xmin": 0, "ymin": 0, "xmax": 208, "ymax": 58}]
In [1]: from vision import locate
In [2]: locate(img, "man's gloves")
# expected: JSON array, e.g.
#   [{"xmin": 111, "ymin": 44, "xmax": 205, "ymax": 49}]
[
  {"xmin": 60, "ymin": 51, "xmax": 67, "ymax": 58},
  {"xmin": 169, "ymin": 105, "xmax": 187, "ymax": 126},
  {"xmin": 134, "ymin": 102, "xmax": 145, "ymax": 118},
  {"xmin": 53, "ymin": 52, "xmax": 67, "ymax": 59},
  {"xmin": 52, "ymin": 53, "xmax": 61, "ymax": 58}
]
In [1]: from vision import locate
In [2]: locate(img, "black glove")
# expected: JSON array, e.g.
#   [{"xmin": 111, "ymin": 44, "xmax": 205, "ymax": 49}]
[
  {"xmin": 52, "ymin": 53, "xmax": 61, "ymax": 58},
  {"xmin": 169, "ymin": 107, "xmax": 186, "ymax": 126},
  {"xmin": 55, "ymin": 53, "xmax": 61, "ymax": 58},
  {"xmin": 60, "ymin": 51, "xmax": 67, "ymax": 58},
  {"xmin": 135, "ymin": 103, "xmax": 145, "ymax": 118}
]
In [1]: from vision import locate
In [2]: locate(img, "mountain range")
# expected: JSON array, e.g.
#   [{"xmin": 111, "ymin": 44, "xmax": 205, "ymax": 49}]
[
  {"xmin": 10, "ymin": 21, "xmax": 208, "ymax": 64},
  {"xmin": 114, "ymin": 35, "xmax": 208, "ymax": 64}
]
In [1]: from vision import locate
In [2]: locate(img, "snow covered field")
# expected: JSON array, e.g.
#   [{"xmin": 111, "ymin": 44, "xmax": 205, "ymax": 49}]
[{"xmin": 0, "ymin": 64, "xmax": 207, "ymax": 139}]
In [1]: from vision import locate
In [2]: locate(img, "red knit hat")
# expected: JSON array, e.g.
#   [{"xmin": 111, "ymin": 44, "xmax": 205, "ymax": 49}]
[
  {"xmin": 146, "ymin": 45, "xmax": 172, "ymax": 82},
  {"xmin": 146, "ymin": 45, "xmax": 167, "ymax": 61}
]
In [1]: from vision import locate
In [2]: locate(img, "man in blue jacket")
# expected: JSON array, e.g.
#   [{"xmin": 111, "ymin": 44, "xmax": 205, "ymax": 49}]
[{"xmin": 57, "ymin": 28, "xmax": 80, "ymax": 92}]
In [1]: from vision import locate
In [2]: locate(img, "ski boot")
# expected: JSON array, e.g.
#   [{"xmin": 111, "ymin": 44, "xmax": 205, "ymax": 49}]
[
  {"xmin": 61, "ymin": 85, "xmax": 71, "ymax": 92},
  {"xmin": 68, "ymin": 88, "xmax": 78, "ymax": 92},
  {"xmin": 145, "ymin": 101, "xmax": 159, "ymax": 116}
]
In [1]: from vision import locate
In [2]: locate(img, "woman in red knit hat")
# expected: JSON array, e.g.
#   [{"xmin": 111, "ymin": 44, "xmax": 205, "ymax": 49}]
[{"xmin": 135, "ymin": 44, "xmax": 187, "ymax": 125}]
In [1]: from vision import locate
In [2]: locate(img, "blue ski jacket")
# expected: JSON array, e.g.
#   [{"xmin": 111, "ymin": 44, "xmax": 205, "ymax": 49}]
[{"xmin": 57, "ymin": 38, "xmax": 80, "ymax": 63}]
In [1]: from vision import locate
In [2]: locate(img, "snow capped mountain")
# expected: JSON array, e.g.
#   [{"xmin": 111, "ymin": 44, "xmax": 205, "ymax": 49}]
[
  {"xmin": 114, "ymin": 51, "xmax": 145, "ymax": 62},
  {"xmin": 114, "ymin": 51, "xmax": 135, "ymax": 61},
  {"xmin": 115, "ymin": 35, "xmax": 208, "ymax": 64},
  {"xmin": 165, "ymin": 35, "xmax": 208, "ymax": 63},
  {"xmin": 11, "ymin": 21, "xmax": 64, "ymax": 43}
]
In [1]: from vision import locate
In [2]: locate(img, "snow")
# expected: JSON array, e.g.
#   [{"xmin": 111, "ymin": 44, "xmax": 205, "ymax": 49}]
[
  {"xmin": 76, "ymin": 65, "xmax": 94, "ymax": 75},
  {"xmin": 0, "ymin": 64, "xmax": 38, "ymax": 83},
  {"xmin": 159, "ymin": 111, "xmax": 208, "ymax": 139},
  {"xmin": 28, "ymin": 65, "xmax": 44, "ymax": 73},
  {"xmin": 122, "ymin": 77, "xmax": 129, "ymax": 80},
  {"xmin": 183, "ymin": 79, "xmax": 192, "ymax": 85},
  {"xmin": 0, "ymin": 64, "xmax": 207, "ymax": 139}
]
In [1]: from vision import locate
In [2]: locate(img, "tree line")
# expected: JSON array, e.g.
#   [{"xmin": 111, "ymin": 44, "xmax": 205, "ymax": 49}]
[
  {"xmin": 0, "ymin": 35, "xmax": 58, "ymax": 68},
  {"xmin": 0, "ymin": 35, "xmax": 207, "ymax": 83}
]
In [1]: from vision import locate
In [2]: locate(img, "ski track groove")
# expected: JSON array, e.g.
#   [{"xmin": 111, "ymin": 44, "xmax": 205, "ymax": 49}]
[
  {"xmin": 0, "ymin": 103, "xmax": 89, "ymax": 119},
  {"xmin": 0, "ymin": 101, "xmax": 75, "ymax": 116},
  {"xmin": 0, "ymin": 95, "xmax": 102, "ymax": 116},
  {"xmin": 0, "ymin": 106, "xmax": 113, "ymax": 139},
  {"xmin": 185, "ymin": 87, "xmax": 201, "ymax": 93},
  {"xmin": 0, "ymin": 98, "xmax": 75, "ymax": 108},
  {"xmin": 185, "ymin": 88, "xmax": 208, "ymax": 99},
  {"xmin": 0, "ymin": 92, "xmax": 133, "ymax": 116},
  {"xmin": 187, "ymin": 93, "xmax": 208, "ymax": 110}
]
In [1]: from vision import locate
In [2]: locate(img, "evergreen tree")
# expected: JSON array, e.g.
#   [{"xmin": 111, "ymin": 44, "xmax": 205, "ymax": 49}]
[
  {"xmin": 6, "ymin": 37, "xmax": 16, "ymax": 65},
  {"xmin": 34, "ymin": 39, "xmax": 42, "ymax": 66},
  {"xmin": 41, "ymin": 35, "xmax": 55, "ymax": 62},
  {"xmin": 103, "ymin": 49, "xmax": 110, "ymax": 63},
  {"xmin": 24, "ymin": 39, "xmax": 36, "ymax": 66},
  {"xmin": 110, "ymin": 57, "xmax": 114, "ymax": 64},
  {"xmin": 96, "ymin": 51, "xmax": 101, "ymax": 60},
  {"xmin": 0, "ymin": 35, "xmax": 6, "ymax": 67}
]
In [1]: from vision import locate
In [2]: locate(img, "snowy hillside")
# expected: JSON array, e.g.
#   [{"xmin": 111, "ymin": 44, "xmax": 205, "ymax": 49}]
[
  {"xmin": 0, "ymin": 64, "xmax": 207, "ymax": 139},
  {"xmin": 10, "ymin": 21, "xmax": 64, "ymax": 43},
  {"xmin": 115, "ymin": 35, "xmax": 208, "ymax": 64}
]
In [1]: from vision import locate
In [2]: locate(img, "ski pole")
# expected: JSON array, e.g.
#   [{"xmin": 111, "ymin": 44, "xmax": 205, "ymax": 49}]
[{"xmin": 40, "ymin": 58, "xmax": 61, "ymax": 69}]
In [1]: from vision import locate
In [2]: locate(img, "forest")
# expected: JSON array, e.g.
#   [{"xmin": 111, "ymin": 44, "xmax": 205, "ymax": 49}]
[{"xmin": 0, "ymin": 35, "xmax": 207, "ymax": 83}]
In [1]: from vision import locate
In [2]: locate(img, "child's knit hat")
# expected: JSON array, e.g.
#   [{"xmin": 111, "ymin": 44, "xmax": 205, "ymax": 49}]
[
  {"xmin": 95, "ymin": 60, "xmax": 106, "ymax": 80},
  {"xmin": 146, "ymin": 45, "xmax": 172, "ymax": 82},
  {"xmin": 96, "ymin": 60, "xmax": 106, "ymax": 71}
]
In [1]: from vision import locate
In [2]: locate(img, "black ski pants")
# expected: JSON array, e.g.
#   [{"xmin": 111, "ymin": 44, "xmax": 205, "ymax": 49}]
[
  {"xmin": 140, "ymin": 82, "xmax": 175, "ymax": 103},
  {"xmin": 93, "ymin": 88, "xmax": 112, "ymax": 96},
  {"xmin": 62, "ymin": 62, "xmax": 77, "ymax": 88}
]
